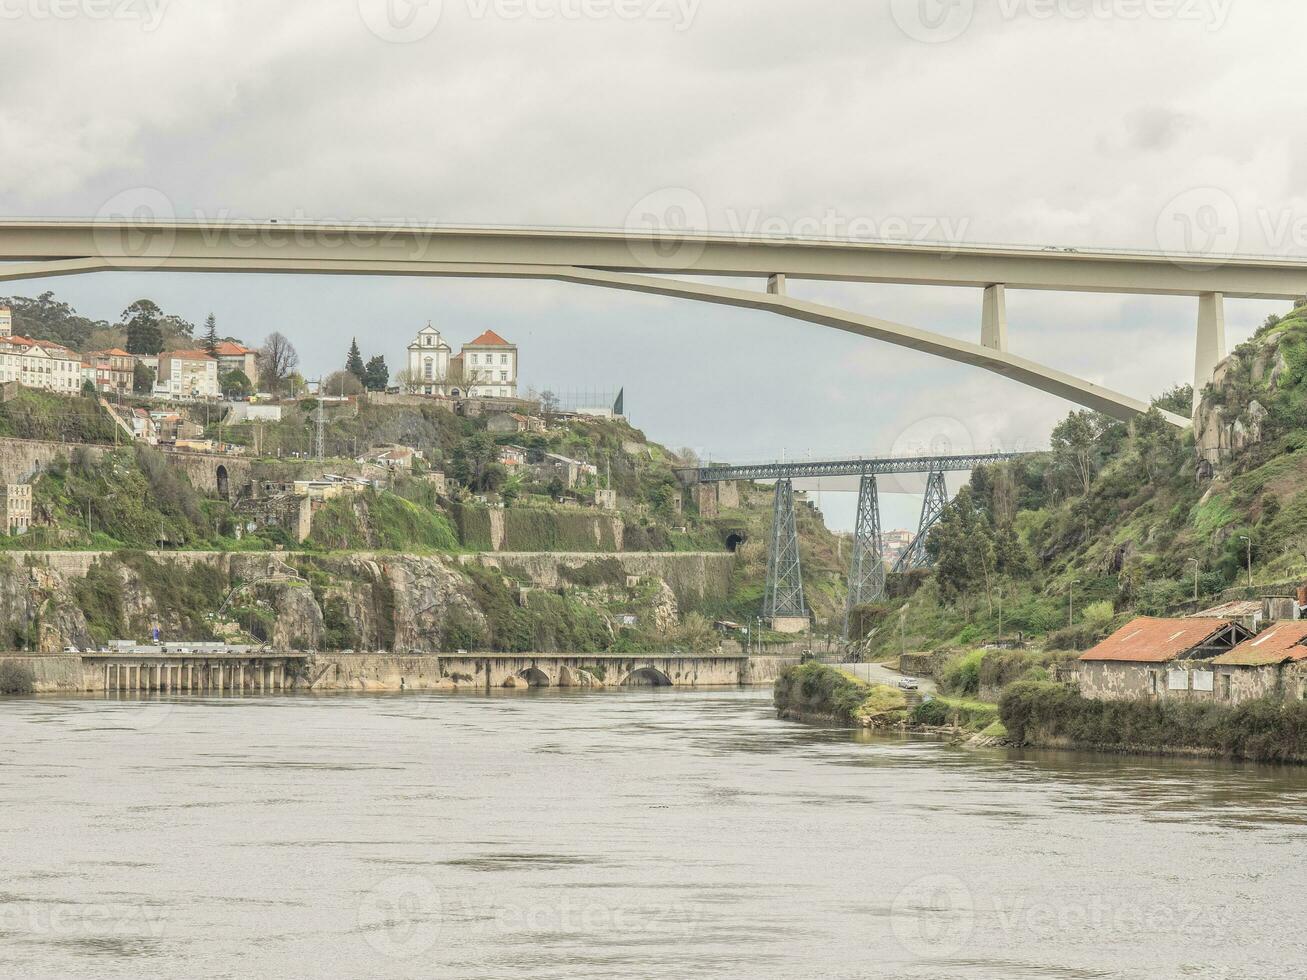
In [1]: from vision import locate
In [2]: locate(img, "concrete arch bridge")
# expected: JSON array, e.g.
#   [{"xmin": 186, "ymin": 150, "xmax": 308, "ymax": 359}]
[{"xmin": 4, "ymin": 220, "xmax": 1299, "ymax": 423}]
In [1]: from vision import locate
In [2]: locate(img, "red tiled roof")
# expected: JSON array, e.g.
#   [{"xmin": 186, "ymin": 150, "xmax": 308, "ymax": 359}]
[
  {"xmin": 1211, "ymin": 623, "xmax": 1307, "ymax": 666},
  {"xmin": 465, "ymin": 329, "xmax": 512, "ymax": 347},
  {"xmin": 214, "ymin": 341, "xmax": 254, "ymax": 356},
  {"xmin": 164, "ymin": 349, "xmax": 216, "ymax": 361},
  {"xmin": 1079, "ymin": 617, "xmax": 1235, "ymax": 663}
]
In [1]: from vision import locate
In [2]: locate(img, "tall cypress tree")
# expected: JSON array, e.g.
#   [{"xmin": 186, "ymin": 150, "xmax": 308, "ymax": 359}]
[{"xmin": 346, "ymin": 337, "xmax": 367, "ymax": 383}]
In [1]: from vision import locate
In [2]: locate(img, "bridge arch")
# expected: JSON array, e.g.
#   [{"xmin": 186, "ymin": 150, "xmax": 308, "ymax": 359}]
[
  {"xmin": 0, "ymin": 222, "xmax": 1228, "ymax": 427},
  {"xmin": 620, "ymin": 665, "xmax": 673, "ymax": 687},
  {"xmin": 517, "ymin": 666, "xmax": 552, "ymax": 688},
  {"xmin": 216, "ymin": 464, "xmax": 230, "ymax": 500}
]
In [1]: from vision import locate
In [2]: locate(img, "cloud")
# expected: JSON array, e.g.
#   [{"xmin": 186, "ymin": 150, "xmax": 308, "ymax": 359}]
[{"xmin": 0, "ymin": 1, "xmax": 1300, "ymax": 528}]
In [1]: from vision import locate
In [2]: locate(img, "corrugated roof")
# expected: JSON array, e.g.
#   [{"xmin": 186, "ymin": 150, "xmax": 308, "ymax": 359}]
[
  {"xmin": 1192, "ymin": 600, "xmax": 1262, "ymax": 619},
  {"xmin": 1211, "ymin": 623, "xmax": 1307, "ymax": 666},
  {"xmin": 465, "ymin": 329, "xmax": 512, "ymax": 347},
  {"xmin": 1080, "ymin": 617, "xmax": 1235, "ymax": 663}
]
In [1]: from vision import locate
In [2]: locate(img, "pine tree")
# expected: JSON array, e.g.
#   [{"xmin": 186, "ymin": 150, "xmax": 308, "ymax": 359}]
[
  {"xmin": 346, "ymin": 338, "xmax": 366, "ymax": 383},
  {"xmin": 202, "ymin": 313, "xmax": 219, "ymax": 358},
  {"xmin": 363, "ymin": 355, "xmax": 389, "ymax": 391}
]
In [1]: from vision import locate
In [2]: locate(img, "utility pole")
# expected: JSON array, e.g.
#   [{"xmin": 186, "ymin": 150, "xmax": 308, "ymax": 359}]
[
  {"xmin": 1187, "ymin": 558, "xmax": 1200, "ymax": 606},
  {"xmin": 1068, "ymin": 579, "xmax": 1082, "ymax": 628},
  {"xmin": 1239, "ymin": 535, "xmax": 1252, "ymax": 589},
  {"xmin": 315, "ymin": 379, "xmax": 325, "ymax": 462}
]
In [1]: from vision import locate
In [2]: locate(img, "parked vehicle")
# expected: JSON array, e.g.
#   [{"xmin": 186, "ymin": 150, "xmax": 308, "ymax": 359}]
[{"xmin": 897, "ymin": 677, "xmax": 920, "ymax": 691}]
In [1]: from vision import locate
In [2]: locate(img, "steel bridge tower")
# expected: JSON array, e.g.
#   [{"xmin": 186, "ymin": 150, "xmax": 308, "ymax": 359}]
[
  {"xmin": 763, "ymin": 479, "xmax": 807, "ymax": 624},
  {"xmin": 893, "ymin": 470, "xmax": 948, "ymax": 573},
  {"xmin": 843, "ymin": 474, "xmax": 886, "ymax": 636}
]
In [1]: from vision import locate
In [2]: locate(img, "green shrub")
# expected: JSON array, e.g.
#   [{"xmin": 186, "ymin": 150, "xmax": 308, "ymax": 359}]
[
  {"xmin": 939, "ymin": 650, "xmax": 985, "ymax": 696},
  {"xmin": 999, "ymin": 681, "xmax": 1307, "ymax": 762},
  {"xmin": 912, "ymin": 699, "xmax": 949, "ymax": 726}
]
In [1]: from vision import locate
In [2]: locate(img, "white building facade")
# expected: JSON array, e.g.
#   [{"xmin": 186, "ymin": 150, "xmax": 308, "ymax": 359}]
[
  {"xmin": 407, "ymin": 324, "xmax": 452, "ymax": 396},
  {"xmin": 405, "ymin": 325, "xmax": 518, "ymax": 399},
  {"xmin": 0, "ymin": 335, "xmax": 84, "ymax": 394},
  {"xmin": 156, "ymin": 350, "xmax": 220, "ymax": 399}
]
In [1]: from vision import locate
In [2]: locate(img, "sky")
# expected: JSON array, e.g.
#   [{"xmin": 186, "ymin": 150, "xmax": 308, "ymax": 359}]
[{"xmin": 2, "ymin": 0, "xmax": 1305, "ymax": 529}]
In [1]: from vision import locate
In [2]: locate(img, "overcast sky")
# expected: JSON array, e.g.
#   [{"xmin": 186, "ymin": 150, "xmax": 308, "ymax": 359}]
[{"xmin": 2, "ymin": 0, "xmax": 1304, "ymax": 528}]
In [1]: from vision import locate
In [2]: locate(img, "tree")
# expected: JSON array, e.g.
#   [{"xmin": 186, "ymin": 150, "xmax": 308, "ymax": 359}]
[
  {"xmin": 201, "ymin": 313, "xmax": 219, "ymax": 358},
  {"xmin": 346, "ymin": 338, "xmax": 366, "ymax": 384},
  {"xmin": 122, "ymin": 299, "xmax": 164, "ymax": 355},
  {"xmin": 323, "ymin": 370, "xmax": 364, "ymax": 397},
  {"xmin": 927, "ymin": 487, "xmax": 996, "ymax": 611},
  {"xmin": 80, "ymin": 379, "xmax": 97, "ymax": 398},
  {"xmin": 1050, "ymin": 410, "xmax": 1121, "ymax": 497},
  {"xmin": 220, "ymin": 369, "xmax": 253, "ymax": 397},
  {"xmin": 394, "ymin": 368, "xmax": 420, "ymax": 394},
  {"xmin": 363, "ymin": 355, "xmax": 389, "ymax": 391},
  {"xmin": 258, "ymin": 332, "xmax": 299, "ymax": 394},
  {"xmin": 159, "ymin": 313, "xmax": 195, "ymax": 344},
  {"xmin": 133, "ymin": 361, "xmax": 155, "ymax": 394},
  {"xmin": 0, "ymin": 291, "xmax": 111, "ymax": 350}
]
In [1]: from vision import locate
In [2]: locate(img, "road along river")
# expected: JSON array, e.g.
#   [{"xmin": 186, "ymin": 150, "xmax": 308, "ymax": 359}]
[{"xmin": 1, "ymin": 687, "xmax": 1305, "ymax": 978}]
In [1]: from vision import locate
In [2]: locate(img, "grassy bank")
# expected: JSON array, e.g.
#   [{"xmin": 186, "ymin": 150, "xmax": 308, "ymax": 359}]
[
  {"xmin": 774, "ymin": 662, "xmax": 907, "ymax": 728},
  {"xmin": 1000, "ymin": 681, "xmax": 1307, "ymax": 763}
]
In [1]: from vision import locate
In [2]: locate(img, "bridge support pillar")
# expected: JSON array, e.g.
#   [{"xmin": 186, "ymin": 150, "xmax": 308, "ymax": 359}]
[
  {"xmin": 767, "ymin": 273, "xmax": 787, "ymax": 296},
  {"xmin": 1194, "ymin": 291, "xmax": 1227, "ymax": 413},
  {"xmin": 894, "ymin": 470, "xmax": 949, "ymax": 573},
  {"xmin": 981, "ymin": 284, "xmax": 1007, "ymax": 351},
  {"xmin": 763, "ymin": 479, "xmax": 807, "ymax": 631},
  {"xmin": 844, "ymin": 474, "xmax": 886, "ymax": 638}
]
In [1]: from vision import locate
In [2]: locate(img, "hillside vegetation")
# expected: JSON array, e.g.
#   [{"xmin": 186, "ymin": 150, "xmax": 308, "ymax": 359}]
[{"xmin": 857, "ymin": 303, "xmax": 1307, "ymax": 658}]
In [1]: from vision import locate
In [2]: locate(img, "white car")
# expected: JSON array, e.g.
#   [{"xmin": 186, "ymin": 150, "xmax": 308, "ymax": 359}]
[{"xmin": 897, "ymin": 677, "xmax": 920, "ymax": 691}]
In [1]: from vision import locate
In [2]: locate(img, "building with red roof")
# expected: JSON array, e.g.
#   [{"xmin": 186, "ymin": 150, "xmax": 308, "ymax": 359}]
[
  {"xmin": 404, "ymin": 324, "xmax": 518, "ymax": 399},
  {"xmin": 1078, "ymin": 616, "xmax": 1251, "ymax": 701}
]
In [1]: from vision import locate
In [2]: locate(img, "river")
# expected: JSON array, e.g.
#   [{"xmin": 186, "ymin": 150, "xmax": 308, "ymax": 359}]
[{"xmin": 1, "ymin": 687, "xmax": 1305, "ymax": 979}]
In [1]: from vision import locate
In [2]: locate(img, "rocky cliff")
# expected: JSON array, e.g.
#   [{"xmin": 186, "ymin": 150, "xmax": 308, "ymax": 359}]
[{"xmin": 0, "ymin": 549, "xmax": 735, "ymax": 654}]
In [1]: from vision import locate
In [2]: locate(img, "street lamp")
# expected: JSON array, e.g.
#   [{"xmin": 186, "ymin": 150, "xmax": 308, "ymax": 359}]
[
  {"xmin": 1239, "ymin": 535, "xmax": 1252, "ymax": 589},
  {"xmin": 1068, "ymin": 579, "xmax": 1082, "ymax": 628},
  {"xmin": 1186, "ymin": 558, "xmax": 1200, "ymax": 605},
  {"xmin": 898, "ymin": 602, "xmax": 910, "ymax": 660}
]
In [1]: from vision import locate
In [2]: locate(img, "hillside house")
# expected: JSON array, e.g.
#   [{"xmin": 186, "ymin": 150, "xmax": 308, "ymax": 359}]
[
  {"xmin": 1208, "ymin": 623, "xmax": 1307, "ymax": 704},
  {"xmin": 1078, "ymin": 617, "xmax": 1251, "ymax": 701}
]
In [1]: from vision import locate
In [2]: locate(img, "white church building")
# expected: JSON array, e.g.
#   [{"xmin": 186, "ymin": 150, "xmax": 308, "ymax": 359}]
[{"xmin": 407, "ymin": 325, "xmax": 518, "ymax": 399}]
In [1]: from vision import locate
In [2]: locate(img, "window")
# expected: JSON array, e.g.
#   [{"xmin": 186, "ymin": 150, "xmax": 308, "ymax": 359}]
[{"xmin": 500, "ymin": 354, "xmax": 507, "ymax": 364}]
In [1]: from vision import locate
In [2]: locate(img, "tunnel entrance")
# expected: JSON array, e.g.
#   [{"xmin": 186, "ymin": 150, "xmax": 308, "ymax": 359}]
[
  {"xmin": 216, "ymin": 464, "xmax": 230, "ymax": 500},
  {"xmin": 724, "ymin": 532, "xmax": 746, "ymax": 553}
]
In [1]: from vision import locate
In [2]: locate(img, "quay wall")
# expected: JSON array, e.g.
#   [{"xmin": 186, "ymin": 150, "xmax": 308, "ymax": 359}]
[{"xmin": 0, "ymin": 653, "xmax": 799, "ymax": 694}]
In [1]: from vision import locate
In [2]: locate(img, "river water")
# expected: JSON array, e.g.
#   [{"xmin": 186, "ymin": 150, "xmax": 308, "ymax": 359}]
[{"xmin": 2, "ymin": 687, "xmax": 1305, "ymax": 979}]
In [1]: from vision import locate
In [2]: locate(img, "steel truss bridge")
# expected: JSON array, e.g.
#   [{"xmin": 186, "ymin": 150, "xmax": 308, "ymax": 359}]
[{"xmin": 683, "ymin": 452, "xmax": 1029, "ymax": 636}]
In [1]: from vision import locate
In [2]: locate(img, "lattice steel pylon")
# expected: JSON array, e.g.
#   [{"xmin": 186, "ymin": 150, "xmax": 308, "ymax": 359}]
[
  {"xmin": 893, "ymin": 470, "xmax": 949, "ymax": 573},
  {"xmin": 844, "ymin": 474, "xmax": 885, "ymax": 636},
  {"xmin": 763, "ymin": 479, "xmax": 807, "ymax": 622}
]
